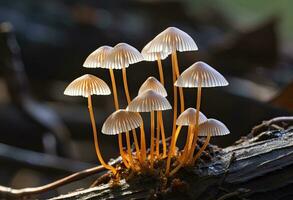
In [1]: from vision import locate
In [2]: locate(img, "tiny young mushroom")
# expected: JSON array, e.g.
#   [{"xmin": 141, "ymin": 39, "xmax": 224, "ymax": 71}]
[
  {"xmin": 102, "ymin": 109, "xmax": 143, "ymax": 170},
  {"xmin": 191, "ymin": 118, "xmax": 230, "ymax": 166},
  {"xmin": 64, "ymin": 74, "xmax": 117, "ymax": 175},
  {"xmin": 141, "ymin": 41, "xmax": 169, "ymax": 85},
  {"xmin": 146, "ymin": 27, "xmax": 198, "ymax": 137},
  {"xmin": 127, "ymin": 89, "xmax": 172, "ymax": 169},
  {"xmin": 166, "ymin": 108, "xmax": 207, "ymax": 176},
  {"xmin": 169, "ymin": 118, "xmax": 229, "ymax": 176},
  {"xmin": 175, "ymin": 61, "xmax": 228, "ymax": 163},
  {"xmin": 138, "ymin": 76, "xmax": 168, "ymax": 158},
  {"xmin": 83, "ymin": 46, "xmax": 120, "ymax": 110}
]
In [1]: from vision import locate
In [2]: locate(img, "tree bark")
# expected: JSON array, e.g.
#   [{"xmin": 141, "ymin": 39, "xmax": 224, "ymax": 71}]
[{"xmin": 50, "ymin": 126, "xmax": 293, "ymax": 200}]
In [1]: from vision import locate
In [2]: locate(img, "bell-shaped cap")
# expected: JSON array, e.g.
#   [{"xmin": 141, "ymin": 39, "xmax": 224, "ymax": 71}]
[
  {"xmin": 83, "ymin": 46, "xmax": 112, "ymax": 68},
  {"xmin": 138, "ymin": 76, "xmax": 167, "ymax": 97},
  {"xmin": 198, "ymin": 118, "xmax": 230, "ymax": 137},
  {"xmin": 127, "ymin": 89, "xmax": 172, "ymax": 112},
  {"xmin": 64, "ymin": 74, "xmax": 111, "ymax": 97},
  {"xmin": 102, "ymin": 109, "xmax": 143, "ymax": 135},
  {"xmin": 141, "ymin": 40, "xmax": 169, "ymax": 61},
  {"xmin": 176, "ymin": 108, "xmax": 207, "ymax": 126},
  {"xmin": 104, "ymin": 43, "xmax": 144, "ymax": 69},
  {"xmin": 175, "ymin": 61, "xmax": 229, "ymax": 88},
  {"xmin": 146, "ymin": 27, "xmax": 198, "ymax": 53}
]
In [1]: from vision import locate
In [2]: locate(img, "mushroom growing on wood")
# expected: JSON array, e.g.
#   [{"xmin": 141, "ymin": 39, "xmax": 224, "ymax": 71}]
[
  {"xmin": 175, "ymin": 61, "xmax": 228, "ymax": 163},
  {"xmin": 83, "ymin": 46, "xmax": 120, "ymax": 110},
  {"xmin": 193, "ymin": 119, "xmax": 229, "ymax": 161},
  {"xmin": 138, "ymin": 77, "xmax": 168, "ymax": 157},
  {"xmin": 166, "ymin": 108, "xmax": 207, "ymax": 175},
  {"xmin": 102, "ymin": 109, "xmax": 143, "ymax": 170},
  {"xmin": 127, "ymin": 89, "xmax": 171, "ymax": 169},
  {"xmin": 104, "ymin": 43, "xmax": 144, "ymax": 105},
  {"xmin": 64, "ymin": 74, "xmax": 117, "ymax": 175},
  {"xmin": 146, "ymin": 27, "xmax": 198, "ymax": 137},
  {"xmin": 141, "ymin": 41, "xmax": 169, "ymax": 85}
]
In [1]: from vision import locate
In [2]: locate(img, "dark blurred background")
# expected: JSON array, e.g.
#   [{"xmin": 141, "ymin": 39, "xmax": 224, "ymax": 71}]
[{"xmin": 0, "ymin": 0, "xmax": 292, "ymax": 198}]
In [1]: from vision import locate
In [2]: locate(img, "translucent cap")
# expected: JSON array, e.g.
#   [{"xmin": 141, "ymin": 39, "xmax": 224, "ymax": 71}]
[
  {"xmin": 83, "ymin": 46, "xmax": 112, "ymax": 69},
  {"xmin": 146, "ymin": 27, "xmax": 198, "ymax": 53},
  {"xmin": 102, "ymin": 109, "xmax": 143, "ymax": 135},
  {"xmin": 127, "ymin": 89, "xmax": 172, "ymax": 112},
  {"xmin": 64, "ymin": 74, "xmax": 111, "ymax": 97},
  {"xmin": 198, "ymin": 118, "xmax": 230, "ymax": 137},
  {"xmin": 138, "ymin": 76, "xmax": 167, "ymax": 97},
  {"xmin": 176, "ymin": 108, "xmax": 207, "ymax": 126},
  {"xmin": 175, "ymin": 61, "xmax": 229, "ymax": 88},
  {"xmin": 141, "ymin": 40, "xmax": 169, "ymax": 61},
  {"xmin": 103, "ymin": 43, "xmax": 144, "ymax": 69}
]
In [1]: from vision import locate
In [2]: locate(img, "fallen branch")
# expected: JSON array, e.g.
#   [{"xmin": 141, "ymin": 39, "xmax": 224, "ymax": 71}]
[{"xmin": 0, "ymin": 165, "xmax": 105, "ymax": 199}]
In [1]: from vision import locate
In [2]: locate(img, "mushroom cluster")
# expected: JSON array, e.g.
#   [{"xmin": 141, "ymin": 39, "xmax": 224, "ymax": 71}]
[{"xmin": 64, "ymin": 27, "xmax": 230, "ymax": 180}]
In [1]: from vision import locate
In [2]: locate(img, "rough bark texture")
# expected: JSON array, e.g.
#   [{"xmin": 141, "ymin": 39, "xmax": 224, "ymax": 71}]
[{"xmin": 50, "ymin": 127, "xmax": 293, "ymax": 200}]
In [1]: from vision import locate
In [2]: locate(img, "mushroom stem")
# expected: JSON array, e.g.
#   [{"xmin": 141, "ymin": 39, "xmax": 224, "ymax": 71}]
[
  {"xmin": 180, "ymin": 126, "xmax": 192, "ymax": 162},
  {"xmin": 189, "ymin": 79, "xmax": 202, "ymax": 162},
  {"xmin": 156, "ymin": 112, "xmax": 161, "ymax": 158},
  {"xmin": 187, "ymin": 127, "xmax": 199, "ymax": 163},
  {"xmin": 126, "ymin": 131, "xmax": 134, "ymax": 167},
  {"xmin": 166, "ymin": 125, "xmax": 182, "ymax": 176},
  {"xmin": 118, "ymin": 133, "xmax": 130, "ymax": 168},
  {"xmin": 192, "ymin": 132, "xmax": 211, "ymax": 165},
  {"xmin": 132, "ymin": 129, "xmax": 141, "ymax": 162},
  {"xmin": 122, "ymin": 67, "xmax": 131, "ymax": 104},
  {"xmin": 186, "ymin": 125, "xmax": 195, "ymax": 160},
  {"xmin": 172, "ymin": 51, "xmax": 185, "ymax": 113},
  {"xmin": 87, "ymin": 96, "xmax": 117, "ymax": 175},
  {"xmin": 109, "ymin": 68, "xmax": 119, "ymax": 110},
  {"xmin": 171, "ymin": 55, "xmax": 178, "ymax": 143},
  {"xmin": 159, "ymin": 111, "xmax": 167, "ymax": 158},
  {"xmin": 156, "ymin": 53, "xmax": 164, "ymax": 85},
  {"xmin": 150, "ymin": 111, "xmax": 155, "ymax": 168},
  {"xmin": 140, "ymin": 122, "xmax": 147, "ymax": 161}
]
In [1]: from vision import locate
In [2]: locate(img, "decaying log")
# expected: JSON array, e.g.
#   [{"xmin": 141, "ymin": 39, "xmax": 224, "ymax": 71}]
[{"xmin": 49, "ymin": 125, "xmax": 293, "ymax": 200}]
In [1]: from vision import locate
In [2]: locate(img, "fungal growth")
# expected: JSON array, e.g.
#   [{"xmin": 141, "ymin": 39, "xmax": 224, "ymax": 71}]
[
  {"xmin": 144, "ymin": 27, "xmax": 198, "ymax": 138},
  {"xmin": 64, "ymin": 27, "xmax": 230, "ymax": 182},
  {"xmin": 64, "ymin": 74, "xmax": 117, "ymax": 175}
]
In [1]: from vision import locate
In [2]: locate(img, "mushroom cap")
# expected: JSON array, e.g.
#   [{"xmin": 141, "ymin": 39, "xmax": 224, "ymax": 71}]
[
  {"xmin": 175, "ymin": 61, "xmax": 229, "ymax": 88},
  {"xmin": 141, "ymin": 40, "xmax": 169, "ymax": 61},
  {"xmin": 83, "ymin": 46, "xmax": 112, "ymax": 69},
  {"xmin": 64, "ymin": 74, "xmax": 111, "ymax": 97},
  {"xmin": 102, "ymin": 109, "xmax": 143, "ymax": 135},
  {"xmin": 103, "ymin": 43, "xmax": 144, "ymax": 69},
  {"xmin": 146, "ymin": 27, "xmax": 198, "ymax": 53},
  {"xmin": 176, "ymin": 108, "xmax": 207, "ymax": 126},
  {"xmin": 127, "ymin": 89, "xmax": 172, "ymax": 112},
  {"xmin": 198, "ymin": 118, "xmax": 230, "ymax": 137},
  {"xmin": 138, "ymin": 76, "xmax": 167, "ymax": 97}
]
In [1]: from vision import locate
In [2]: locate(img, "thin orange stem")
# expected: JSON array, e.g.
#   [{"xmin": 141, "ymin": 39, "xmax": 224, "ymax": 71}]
[
  {"xmin": 180, "ymin": 126, "xmax": 192, "ymax": 162},
  {"xmin": 118, "ymin": 133, "xmax": 130, "ymax": 168},
  {"xmin": 140, "ymin": 123, "xmax": 147, "ymax": 162},
  {"xmin": 132, "ymin": 129, "xmax": 141, "ymax": 162},
  {"xmin": 125, "ymin": 131, "xmax": 134, "ymax": 167},
  {"xmin": 159, "ymin": 111, "xmax": 167, "ymax": 158},
  {"xmin": 157, "ymin": 53, "xmax": 164, "ymax": 85},
  {"xmin": 156, "ymin": 112, "xmax": 160, "ymax": 157},
  {"xmin": 87, "ymin": 96, "xmax": 116, "ymax": 175},
  {"xmin": 192, "ymin": 132, "xmax": 211, "ymax": 165},
  {"xmin": 165, "ymin": 125, "xmax": 182, "ymax": 176},
  {"xmin": 187, "ymin": 128, "xmax": 199, "ymax": 164},
  {"xmin": 122, "ymin": 67, "xmax": 131, "ymax": 104},
  {"xmin": 150, "ymin": 111, "xmax": 155, "ymax": 168},
  {"xmin": 172, "ymin": 51, "xmax": 185, "ymax": 113},
  {"xmin": 186, "ymin": 125, "xmax": 195, "ymax": 160},
  {"xmin": 171, "ymin": 54, "xmax": 178, "ymax": 141},
  {"xmin": 109, "ymin": 69, "xmax": 119, "ymax": 110}
]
